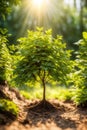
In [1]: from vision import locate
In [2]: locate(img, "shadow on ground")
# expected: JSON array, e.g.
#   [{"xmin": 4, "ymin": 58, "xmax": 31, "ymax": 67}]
[{"xmin": 22, "ymin": 100, "xmax": 77, "ymax": 129}]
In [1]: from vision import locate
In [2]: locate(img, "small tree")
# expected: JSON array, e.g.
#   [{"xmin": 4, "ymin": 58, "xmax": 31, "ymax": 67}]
[{"xmin": 14, "ymin": 28, "xmax": 73, "ymax": 103}]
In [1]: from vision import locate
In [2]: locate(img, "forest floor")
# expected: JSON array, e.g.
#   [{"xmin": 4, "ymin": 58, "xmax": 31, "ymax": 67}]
[{"xmin": 0, "ymin": 85, "xmax": 87, "ymax": 130}]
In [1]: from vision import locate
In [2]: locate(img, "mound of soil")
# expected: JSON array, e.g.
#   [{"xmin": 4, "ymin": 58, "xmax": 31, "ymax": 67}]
[{"xmin": 28, "ymin": 100, "xmax": 58, "ymax": 112}]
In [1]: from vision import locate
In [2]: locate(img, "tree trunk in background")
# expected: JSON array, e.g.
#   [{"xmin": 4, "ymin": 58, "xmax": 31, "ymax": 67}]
[
  {"xmin": 79, "ymin": 0, "xmax": 84, "ymax": 36},
  {"xmin": 85, "ymin": 0, "xmax": 87, "ymax": 7},
  {"xmin": 74, "ymin": 0, "xmax": 76, "ymax": 9}
]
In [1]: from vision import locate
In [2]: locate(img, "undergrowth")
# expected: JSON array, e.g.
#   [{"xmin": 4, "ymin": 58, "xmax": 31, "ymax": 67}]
[
  {"xmin": 0, "ymin": 99, "xmax": 19, "ymax": 116},
  {"xmin": 71, "ymin": 87, "xmax": 87, "ymax": 106}
]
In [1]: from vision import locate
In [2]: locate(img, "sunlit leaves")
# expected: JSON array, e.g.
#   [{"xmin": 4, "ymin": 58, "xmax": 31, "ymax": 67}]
[
  {"xmin": 83, "ymin": 32, "xmax": 87, "ymax": 40},
  {"xmin": 72, "ymin": 32, "xmax": 87, "ymax": 106},
  {"xmin": 0, "ymin": 33, "xmax": 12, "ymax": 84},
  {"xmin": 0, "ymin": 99, "xmax": 19, "ymax": 116}
]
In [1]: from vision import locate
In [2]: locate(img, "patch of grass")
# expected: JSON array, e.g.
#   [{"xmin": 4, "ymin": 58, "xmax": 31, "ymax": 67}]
[
  {"xmin": 20, "ymin": 86, "xmax": 72, "ymax": 101},
  {"xmin": 20, "ymin": 87, "xmax": 42, "ymax": 99},
  {"xmin": 46, "ymin": 87, "xmax": 72, "ymax": 101},
  {"xmin": 20, "ymin": 91, "xmax": 33, "ymax": 99}
]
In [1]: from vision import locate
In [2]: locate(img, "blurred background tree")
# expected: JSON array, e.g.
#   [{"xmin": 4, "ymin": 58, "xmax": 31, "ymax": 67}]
[{"xmin": 0, "ymin": 0, "xmax": 21, "ymax": 17}]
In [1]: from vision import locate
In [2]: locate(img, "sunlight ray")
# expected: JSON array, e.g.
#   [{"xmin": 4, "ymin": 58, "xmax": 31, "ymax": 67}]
[{"xmin": 19, "ymin": 0, "xmax": 64, "ymax": 32}]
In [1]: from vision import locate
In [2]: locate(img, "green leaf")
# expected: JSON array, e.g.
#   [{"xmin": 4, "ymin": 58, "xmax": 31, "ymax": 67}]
[{"xmin": 83, "ymin": 32, "xmax": 87, "ymax": 40}]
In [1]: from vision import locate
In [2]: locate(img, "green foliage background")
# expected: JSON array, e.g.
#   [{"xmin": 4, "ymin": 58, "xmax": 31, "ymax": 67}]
[
  {"xmin": 71, "ymin": 32, "xmax": 87, "ymax": 106},
  {"xmin": 0, "ymin": 32, "xmax": 12, "ymax": 84}
]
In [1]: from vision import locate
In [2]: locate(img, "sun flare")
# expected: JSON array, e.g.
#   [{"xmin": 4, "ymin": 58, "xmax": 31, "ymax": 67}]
[
  {"xmin": 32, "ymin": 0, "xmax": 43, "ymax": 8},
  {"xmin": 21, "ymin": 0, "xmax": 59, "ymax": 30}
]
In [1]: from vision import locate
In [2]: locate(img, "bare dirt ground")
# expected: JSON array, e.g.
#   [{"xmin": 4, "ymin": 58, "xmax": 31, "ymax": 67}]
[{"xmin": 0, "ymin": 85, "xmax": 87, "ymax": 130}]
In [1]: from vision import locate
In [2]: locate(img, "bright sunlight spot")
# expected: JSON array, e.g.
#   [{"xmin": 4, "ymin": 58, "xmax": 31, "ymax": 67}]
[
  {"xmin": 29, "ymin": 0, "xmax": 54, "ymax": 26},
  {"xmin": 20, "ymin": 0, "xmax": 64, "ymax": 32},
  {"xmin": 32, "ymin": 0, "xmax": 43, "ymax": 8}
]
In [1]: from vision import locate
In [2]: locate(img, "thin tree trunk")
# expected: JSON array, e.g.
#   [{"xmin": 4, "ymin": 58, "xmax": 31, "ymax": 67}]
[
  {"xmin": 42, "ymin": 71, "xmax": 46, "ymax": 103},
  {"xmin": 42, "ymin": 78, "xmax": 46, "ymax": 101}
]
